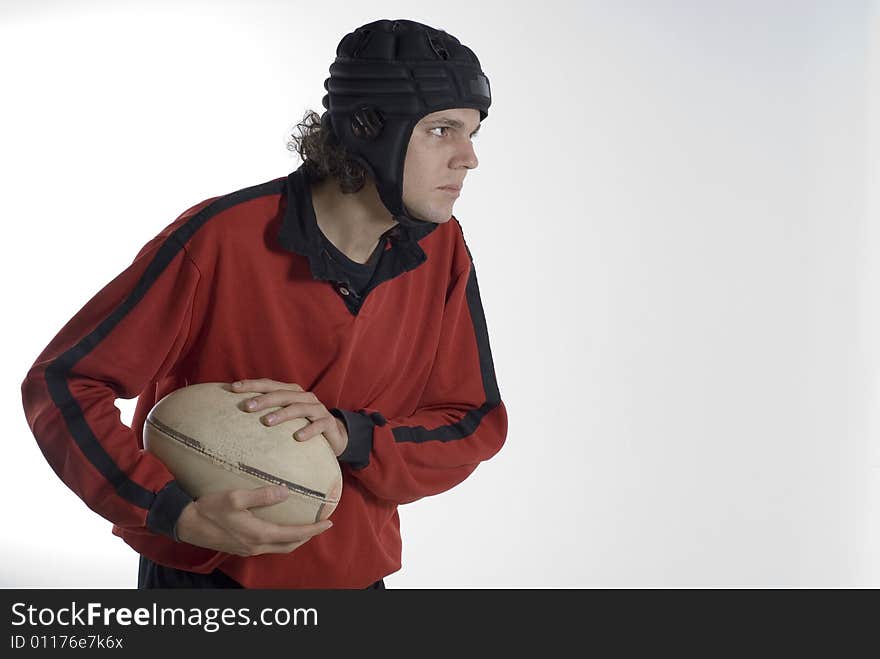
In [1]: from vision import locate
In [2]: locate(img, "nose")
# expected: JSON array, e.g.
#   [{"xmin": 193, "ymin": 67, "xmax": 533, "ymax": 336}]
[{"xmin": 453, "ymin": 138, "xmax": 479, "ymax": 170}]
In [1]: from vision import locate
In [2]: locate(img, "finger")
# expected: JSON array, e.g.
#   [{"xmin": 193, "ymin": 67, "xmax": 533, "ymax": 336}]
[
  {"xmin": 262, "ymin": 402, "xmax": 326, "ymax": 427},
  {"xmin": 242, "ymin": 515, "xmax": 334, "ymax": 545},
  {"xmin": 232, "ymin": 379, "xmax": 304, "ymax": 393},
  {"xmin": 242, "ymin": 391, "xmax": 318, "ymax": 413},
  {"xmin": 261, "ymin": 519, "xmax": 334, "ymax": 545},
  {"xmin": 231, "ymin": 379, "xmax": 280, "ymax": 392},
  {"xmin": 292, "ymin": 416, "xmax": 333, "ymax": 441},
  {"xmin": 229, "ymin": 485, "xmax": 289, "ymax": 510}
]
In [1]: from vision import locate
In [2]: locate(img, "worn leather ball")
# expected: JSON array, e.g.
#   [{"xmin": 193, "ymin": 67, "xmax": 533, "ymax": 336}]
[{"xmin": 143, "ymin": 382, "xmax": 342, "ymax": 525}]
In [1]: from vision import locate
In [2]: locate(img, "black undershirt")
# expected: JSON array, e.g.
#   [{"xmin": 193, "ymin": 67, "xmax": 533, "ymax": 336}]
[{"xmin": 319, "ymin": 231, "xmax": 386, "ymax": 297}]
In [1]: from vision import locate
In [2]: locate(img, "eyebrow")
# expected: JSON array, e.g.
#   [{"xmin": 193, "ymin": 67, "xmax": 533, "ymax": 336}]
[{"xmin": 425, "ymin": 117, "xmax": 481, "ymax": 134}]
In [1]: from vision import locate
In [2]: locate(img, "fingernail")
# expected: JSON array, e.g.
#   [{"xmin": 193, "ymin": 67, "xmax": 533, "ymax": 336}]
[
  {"xmin": 246, "ymin": 400, "xmax": 256, "ymax": 409},
  {"xmin": 232, "ymin": 381, "xmax": 242, "ymax": 387},
  {"xmin": 266, "ymin": 414, "xmax": 276, "ymax": 424}
]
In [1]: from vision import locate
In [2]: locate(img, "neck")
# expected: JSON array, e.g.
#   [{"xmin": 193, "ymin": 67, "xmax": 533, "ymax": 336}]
[{"xmin": 310, "ymin": 176, "xmax": 398, "ymax": 264}]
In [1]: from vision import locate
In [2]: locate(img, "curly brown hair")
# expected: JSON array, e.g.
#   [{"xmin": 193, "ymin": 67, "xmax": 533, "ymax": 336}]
[{"xmin": 286, "ymin": 110, "xmax": 369, "ymax": 193}]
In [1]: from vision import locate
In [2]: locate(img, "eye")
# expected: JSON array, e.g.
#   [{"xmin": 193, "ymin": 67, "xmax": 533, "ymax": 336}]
[{"xmin": 429, "ymin": 126, "xmax": 448, "ymax": 137}]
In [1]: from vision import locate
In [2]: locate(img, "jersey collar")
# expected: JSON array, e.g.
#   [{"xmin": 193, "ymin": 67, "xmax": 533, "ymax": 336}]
[{"xmin": 277, "ymin": 164, "xmax": 438, "ymax": 283}]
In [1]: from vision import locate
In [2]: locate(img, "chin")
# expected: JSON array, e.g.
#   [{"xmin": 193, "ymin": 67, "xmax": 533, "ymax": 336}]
[{"xmin": 404, "ymin": 202, "xmax": 455, "ymax": 224}]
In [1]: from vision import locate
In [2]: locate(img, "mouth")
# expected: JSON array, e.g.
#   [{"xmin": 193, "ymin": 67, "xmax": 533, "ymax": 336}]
[{"xmin": 438, "ymin": 184, "xmax": 462, "ymax": 196}]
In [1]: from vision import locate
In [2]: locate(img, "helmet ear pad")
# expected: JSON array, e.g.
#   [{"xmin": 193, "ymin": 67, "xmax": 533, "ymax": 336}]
[{"xmin": 332, "ymin": 111, "xmax": 422, "ymax": 221}]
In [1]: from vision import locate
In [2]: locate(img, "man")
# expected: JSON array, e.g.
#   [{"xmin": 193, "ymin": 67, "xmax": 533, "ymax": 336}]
[{"xmin": 21, "ymin": 19, "xmax": 507, "ymax": 589}]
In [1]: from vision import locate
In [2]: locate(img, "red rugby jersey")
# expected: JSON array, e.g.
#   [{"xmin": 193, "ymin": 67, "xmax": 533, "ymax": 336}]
[{"xmin": 20, "ymin": 165, "xmax": 507, "ymax": 588}]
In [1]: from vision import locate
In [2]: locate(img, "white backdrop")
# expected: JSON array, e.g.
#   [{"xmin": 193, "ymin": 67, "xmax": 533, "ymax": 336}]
[{"xmin": 2, "ymin": 0, "xmax": 877, "ymax": 587}]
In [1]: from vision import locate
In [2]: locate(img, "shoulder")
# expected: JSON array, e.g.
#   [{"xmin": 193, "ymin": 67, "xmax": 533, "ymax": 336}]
[{"xmin": 146, "ymin": 174, "xmax": 289, "ymax": 258}]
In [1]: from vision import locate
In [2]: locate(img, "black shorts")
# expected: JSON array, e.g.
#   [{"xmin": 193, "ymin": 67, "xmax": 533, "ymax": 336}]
[{"xmin": 137, "ymin": 555, "xmax": 385, "ymax": 589}]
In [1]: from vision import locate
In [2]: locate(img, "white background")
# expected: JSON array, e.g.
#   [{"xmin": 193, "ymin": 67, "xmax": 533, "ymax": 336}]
[{"xmin": 2, "ymin": 0, "xmax": 878, "ymax": 587}]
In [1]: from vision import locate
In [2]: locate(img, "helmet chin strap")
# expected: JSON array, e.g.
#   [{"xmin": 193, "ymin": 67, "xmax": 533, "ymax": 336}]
[{"xmin": 395, "ymin": 203, "xmax": 432, "ymax": 227}]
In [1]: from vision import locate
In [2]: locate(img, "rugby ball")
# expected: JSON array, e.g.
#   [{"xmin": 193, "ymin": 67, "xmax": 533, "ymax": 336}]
[{"xmin": 143, "ymin": 382, "xmax": 342, "ymax": 525}]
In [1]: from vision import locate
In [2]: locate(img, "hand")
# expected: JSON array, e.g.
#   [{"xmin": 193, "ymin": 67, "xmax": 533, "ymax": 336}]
[
  {"xmin": 230, "ymin": 378, "xmax": 349, "ymax": 456},
  {"xmin": 175, "ymin": 486, "xmax": 332, "ymax": 556}
]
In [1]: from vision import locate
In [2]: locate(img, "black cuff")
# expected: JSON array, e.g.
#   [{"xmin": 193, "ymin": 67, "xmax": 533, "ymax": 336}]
[
  {"xmin": 329, "ymin": 408, "xmax": 376, "ymax": 470},
  {"xmin": 146, "ymin": 481, "xmax": 193, "ymax": 541}
]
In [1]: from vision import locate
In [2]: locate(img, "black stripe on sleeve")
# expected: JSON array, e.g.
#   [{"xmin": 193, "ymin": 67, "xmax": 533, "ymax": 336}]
[
  {"xmin": 391, "ymin": 260, "xmax": 503, "ymax": 445},
  {"xmin": 42, "ymin": 178, "xmax": 285, "ymax": 512}
]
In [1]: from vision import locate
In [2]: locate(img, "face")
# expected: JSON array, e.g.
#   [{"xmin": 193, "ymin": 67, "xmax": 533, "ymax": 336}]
[{"xmin": 401, "ymin": 108, "xmax": 481, "ymax": 223}]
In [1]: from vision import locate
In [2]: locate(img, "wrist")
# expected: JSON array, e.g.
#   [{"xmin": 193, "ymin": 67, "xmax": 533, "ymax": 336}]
[
  {"xmin": 173, "ymin": 501, "xmax": 199, "ymax": 543},
  {"xmin": 334, "ymin": 418, "xmax": 349, "ymax": 457},
  {"xmin": 146, "ymin": 480, "xmax": 194, "ymax": 540}
]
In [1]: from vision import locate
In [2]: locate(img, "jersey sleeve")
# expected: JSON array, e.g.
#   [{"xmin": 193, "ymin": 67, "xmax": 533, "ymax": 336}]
[
  {"xmin": 331, "ymin": 248, "xmax": 508, "ymax": 505},
  {"xmin": 20, "ymin": 230, "xmax": 203, "ymax": 540}
]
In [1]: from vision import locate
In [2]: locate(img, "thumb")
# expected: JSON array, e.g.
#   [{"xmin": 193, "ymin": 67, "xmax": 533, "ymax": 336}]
[{"xmin": 243, "ymin": 485, "xmax": 289, "ymax": 509}]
